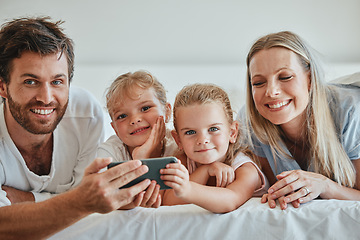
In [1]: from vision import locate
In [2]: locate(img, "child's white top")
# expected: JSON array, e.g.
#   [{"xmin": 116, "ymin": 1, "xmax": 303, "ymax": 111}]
[{"xmin": 186, "ymin": 152, "xmax": 269, "ymax": 196}]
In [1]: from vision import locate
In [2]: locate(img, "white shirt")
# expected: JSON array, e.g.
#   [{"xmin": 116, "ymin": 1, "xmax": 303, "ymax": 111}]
[{"xmin": 0, "ymin": 86, "xmax": 105, "ymax": 206}]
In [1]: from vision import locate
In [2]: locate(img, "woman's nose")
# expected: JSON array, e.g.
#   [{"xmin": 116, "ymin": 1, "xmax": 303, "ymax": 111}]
[{"xmin": 265, "ymin": 81, "xmax": 280, "ymax": 97}]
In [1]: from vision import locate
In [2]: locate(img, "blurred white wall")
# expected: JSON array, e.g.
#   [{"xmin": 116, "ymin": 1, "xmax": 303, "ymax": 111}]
[{"xmin": 1, "ymin": 0, "xmax": 360, "ymax": 127}]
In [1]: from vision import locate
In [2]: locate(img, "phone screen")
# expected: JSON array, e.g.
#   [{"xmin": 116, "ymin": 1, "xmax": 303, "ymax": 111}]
[{"xmin": 107, "ymin": 157, "xmax": 178, "ymax": 190}]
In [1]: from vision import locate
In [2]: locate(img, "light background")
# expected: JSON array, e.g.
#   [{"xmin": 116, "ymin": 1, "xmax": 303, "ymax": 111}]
[{"xmin": 1, "ymin": 0, "xmax": 360, "ymax": 132}]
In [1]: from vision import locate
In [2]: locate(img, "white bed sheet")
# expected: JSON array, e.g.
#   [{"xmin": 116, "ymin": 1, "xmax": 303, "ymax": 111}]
[{"xmin": 49, "ymin": 198, "xmax": 360, "ymax": 240}]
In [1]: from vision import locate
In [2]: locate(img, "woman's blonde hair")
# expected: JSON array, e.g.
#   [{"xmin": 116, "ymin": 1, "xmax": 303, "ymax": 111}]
[
  {"xmin": 245, "ymin": 31, "xmax": 355, "ymax": 187},
  {"xmin": 106, "ymin": 70, "xmax": 167, "ymax": 118},
  {"xmin": 173, "ymin": 83, "xmax": 253, "ymax": 166}
]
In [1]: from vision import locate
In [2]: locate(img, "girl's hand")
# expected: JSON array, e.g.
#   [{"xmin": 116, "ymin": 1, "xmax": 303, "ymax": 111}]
[
  {"xmin": 119, "ymin": 181, "xmax": 161, "ymax": 209},
  {"xmin": 207, "ymin": 162, "xmax": 235, "ymax": 187},
  {"xmin": 267, "ymin": 170, "xmax": 327, "ymax": 209},
  {"xmin": 160, "ymin": 162, "xmax": 190, "ymax": 198},
  {"xmin": 132, "ymin": 116, "xmax": 166, "ymax": 160},
  {"xmin": 139, "ymin": 180, "xmax": 162, "ymax": 208}
]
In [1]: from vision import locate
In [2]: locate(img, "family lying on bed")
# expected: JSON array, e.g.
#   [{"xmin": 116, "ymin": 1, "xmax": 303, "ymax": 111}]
[{"xmin": 0, "ymin": 17, "xmax": 359, "ymax": 239}]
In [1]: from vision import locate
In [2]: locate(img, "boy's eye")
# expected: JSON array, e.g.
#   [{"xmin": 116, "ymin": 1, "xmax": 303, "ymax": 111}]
[
  {"xmin": 209, "ymin": 127, "xmax": 219, "ymax": 132},
  {"xmin": 117, "ymin": 114, "xmax": 127, "ymax": 119},
  {"xmin": 185, "ymin": 130, "xmax": 196, "ymax": 135},
  {"xmin": 141, "ymin": 106, "xmax": 151, "ymax": 112}
]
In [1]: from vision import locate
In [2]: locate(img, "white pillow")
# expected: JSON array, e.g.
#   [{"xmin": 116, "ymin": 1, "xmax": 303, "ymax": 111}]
[{"xmin": 330, "ymin": 72, "xmax": 360, "ymax": 87}]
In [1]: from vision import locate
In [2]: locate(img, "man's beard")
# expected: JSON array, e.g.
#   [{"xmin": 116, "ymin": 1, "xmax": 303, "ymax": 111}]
[{"xmin": 7, "ymin": 92, "xmax": 68, "ymax": 135}]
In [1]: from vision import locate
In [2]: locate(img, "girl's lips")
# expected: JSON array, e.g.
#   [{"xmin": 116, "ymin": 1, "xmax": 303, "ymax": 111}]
[
  {"xmin": 196, "ymin": 148, "xmax": 213, "ymax": 153},
  {"xmin": 130, "ymin": 126, "xmax": 150, "ymax": 135}
]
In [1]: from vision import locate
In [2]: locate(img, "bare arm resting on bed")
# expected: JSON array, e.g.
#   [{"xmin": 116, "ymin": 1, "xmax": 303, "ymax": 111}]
[{"xmin": 0, "ymin": 158, "xmax": 150, "ymax": 240}]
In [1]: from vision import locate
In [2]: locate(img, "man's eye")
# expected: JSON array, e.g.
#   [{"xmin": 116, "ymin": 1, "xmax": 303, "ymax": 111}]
[
  {"xmin": 24, "ymin": 80, "xmax": 36, "ymax": 85},
  {"xmin": 209, "ymin": 127, "xmax": 219, "ymax": 132},
  {"xmin": 185, "ymin": 130, "xmax": 196, "ymax": 135},
  {"xmin": 52, "ymin": 80, "xmax": 62, "ymax": 85},
  {"xmin": 142, "ymin": 106, "xmax": 151, "ymax": 112}
]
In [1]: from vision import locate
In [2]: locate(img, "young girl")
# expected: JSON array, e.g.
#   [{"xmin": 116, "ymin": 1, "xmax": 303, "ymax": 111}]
[
  {"xmin": 161, "ymin": 83, "xmax": 268, "ymax": 213},
  {"xmin": 97, "ymin": 70, "xmax": 177, "ymax": 209}
]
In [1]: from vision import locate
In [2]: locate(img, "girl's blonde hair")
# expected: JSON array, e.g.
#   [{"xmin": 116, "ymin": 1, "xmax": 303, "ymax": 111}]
[
  {"xmin": 173, "ymin": 83, "xmax": 253, "ymax": 166},
  {"xmin": 106, "ymin": 70, "xmax": 167, "ymax": 118},
  {"xmin": 245, "ymin": 31, "xmax": 355, "ymax": 187}
]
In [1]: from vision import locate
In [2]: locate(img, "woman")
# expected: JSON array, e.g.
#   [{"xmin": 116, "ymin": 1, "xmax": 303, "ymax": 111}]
[{"xmin": 241, "ymin": 31, "xmax": 360, "ymax": 210}]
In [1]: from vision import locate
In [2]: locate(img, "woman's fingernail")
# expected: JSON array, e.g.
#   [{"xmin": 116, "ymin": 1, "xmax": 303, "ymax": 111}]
[{"xmin": 268, "ymin": 189, "xmax": 274, "ymax": 194}]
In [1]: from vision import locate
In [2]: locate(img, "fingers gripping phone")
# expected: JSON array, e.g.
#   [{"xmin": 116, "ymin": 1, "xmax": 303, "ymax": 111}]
[{"xmin": 107, "ymin": 157, "xmax": 178, "ymax": 190}]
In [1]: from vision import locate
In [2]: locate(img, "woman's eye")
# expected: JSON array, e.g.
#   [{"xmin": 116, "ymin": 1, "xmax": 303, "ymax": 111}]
[
  {"xmin": 279, "ymin": 75, "xmax": 293, "ymax": 80},
  {"xmin": 209, "ymin": 127, "xmax": 219, "ymax": 132},
  {"xmin": 141, "ymin": 106, "xmax": 151, "ymax": 112},
  {"xmin": 117, "ymin": 114, "xmax": 127, "ymax": 119},
  {"xmin": 251, "ymin": 81, "xmax": 265, "ymax": 87},
  {"xmin": 185, "ymin": 130, "xmax": 196, "ymax": 135}
]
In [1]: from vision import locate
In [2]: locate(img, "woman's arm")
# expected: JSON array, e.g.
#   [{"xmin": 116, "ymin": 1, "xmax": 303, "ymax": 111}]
[{"xmin": 267, "ymin": 158, "xmax": 360, "ymax": 210}]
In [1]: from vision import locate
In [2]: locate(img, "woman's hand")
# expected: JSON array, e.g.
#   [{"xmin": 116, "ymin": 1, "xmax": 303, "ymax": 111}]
[
  {"xmin": 207, "ymin": 162, "xmax": 235, "ymax": 187},
  {"xmin": 265, "ymin": 170, "xmax": 328, "ymax": 209}
]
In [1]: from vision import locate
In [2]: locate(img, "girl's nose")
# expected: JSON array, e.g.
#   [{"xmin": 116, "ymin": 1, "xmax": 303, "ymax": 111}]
[
  {"xmin": 130, "ymin": 116, "xmax": 142, "ymax": 125},
  {"xmin": 197, "ymin": 133, "xmax": 210, "ymax": 145}
]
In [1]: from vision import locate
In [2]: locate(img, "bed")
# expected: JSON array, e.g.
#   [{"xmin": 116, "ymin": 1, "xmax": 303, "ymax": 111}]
[{"xmin": 49, "ymin": 198, "xmax": 360, "ymax": 240}]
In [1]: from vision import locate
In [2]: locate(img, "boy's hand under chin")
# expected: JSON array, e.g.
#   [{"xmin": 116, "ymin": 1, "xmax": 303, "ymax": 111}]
[{"xmin": 132, "ymin": 116, "xmax": 166, "ymax": 160}]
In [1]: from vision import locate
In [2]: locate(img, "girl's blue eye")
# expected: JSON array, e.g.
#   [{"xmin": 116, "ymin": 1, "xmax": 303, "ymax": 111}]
[
  {"xmin": 185, "ymin": 130, "xmax": 196, "ymax": 135},
  {"xmin": 209, "ymin": 127, "xmax": 219, "ymax": 132},
  {"xmin": 117, "ymin": 114, "xmax": 127, "ymax": 119},
  {"xmin": 142, "ymin": 106, "xmax": 151, "ymax": 112}
]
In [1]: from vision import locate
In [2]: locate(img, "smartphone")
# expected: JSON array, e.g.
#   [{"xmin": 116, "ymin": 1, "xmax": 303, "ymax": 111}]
[{"xmin": 107, "ymin": 157, "xmax": 178, "ymax": 190}]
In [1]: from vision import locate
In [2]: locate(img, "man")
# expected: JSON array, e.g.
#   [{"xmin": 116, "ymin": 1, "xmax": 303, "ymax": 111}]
[{"xmin": 0, "ymin": 17, "xmax": 151, "ymax": 239}]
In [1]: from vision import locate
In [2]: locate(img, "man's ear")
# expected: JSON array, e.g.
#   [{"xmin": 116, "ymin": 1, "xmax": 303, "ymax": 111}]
[
  {"xmin": 164, "ymin": 102, "xmax": 172, "ymax": 123},
  {"xmin": 171, "ymin": 129, "xmax": 183, "ymax": 149},
  {"xmin": 0, "ymin": 78, "xmax": 8, "ymax": 99},
  {"xmin": 229, "ymin": 121, "xmax": 239, "ymax": 144}
]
